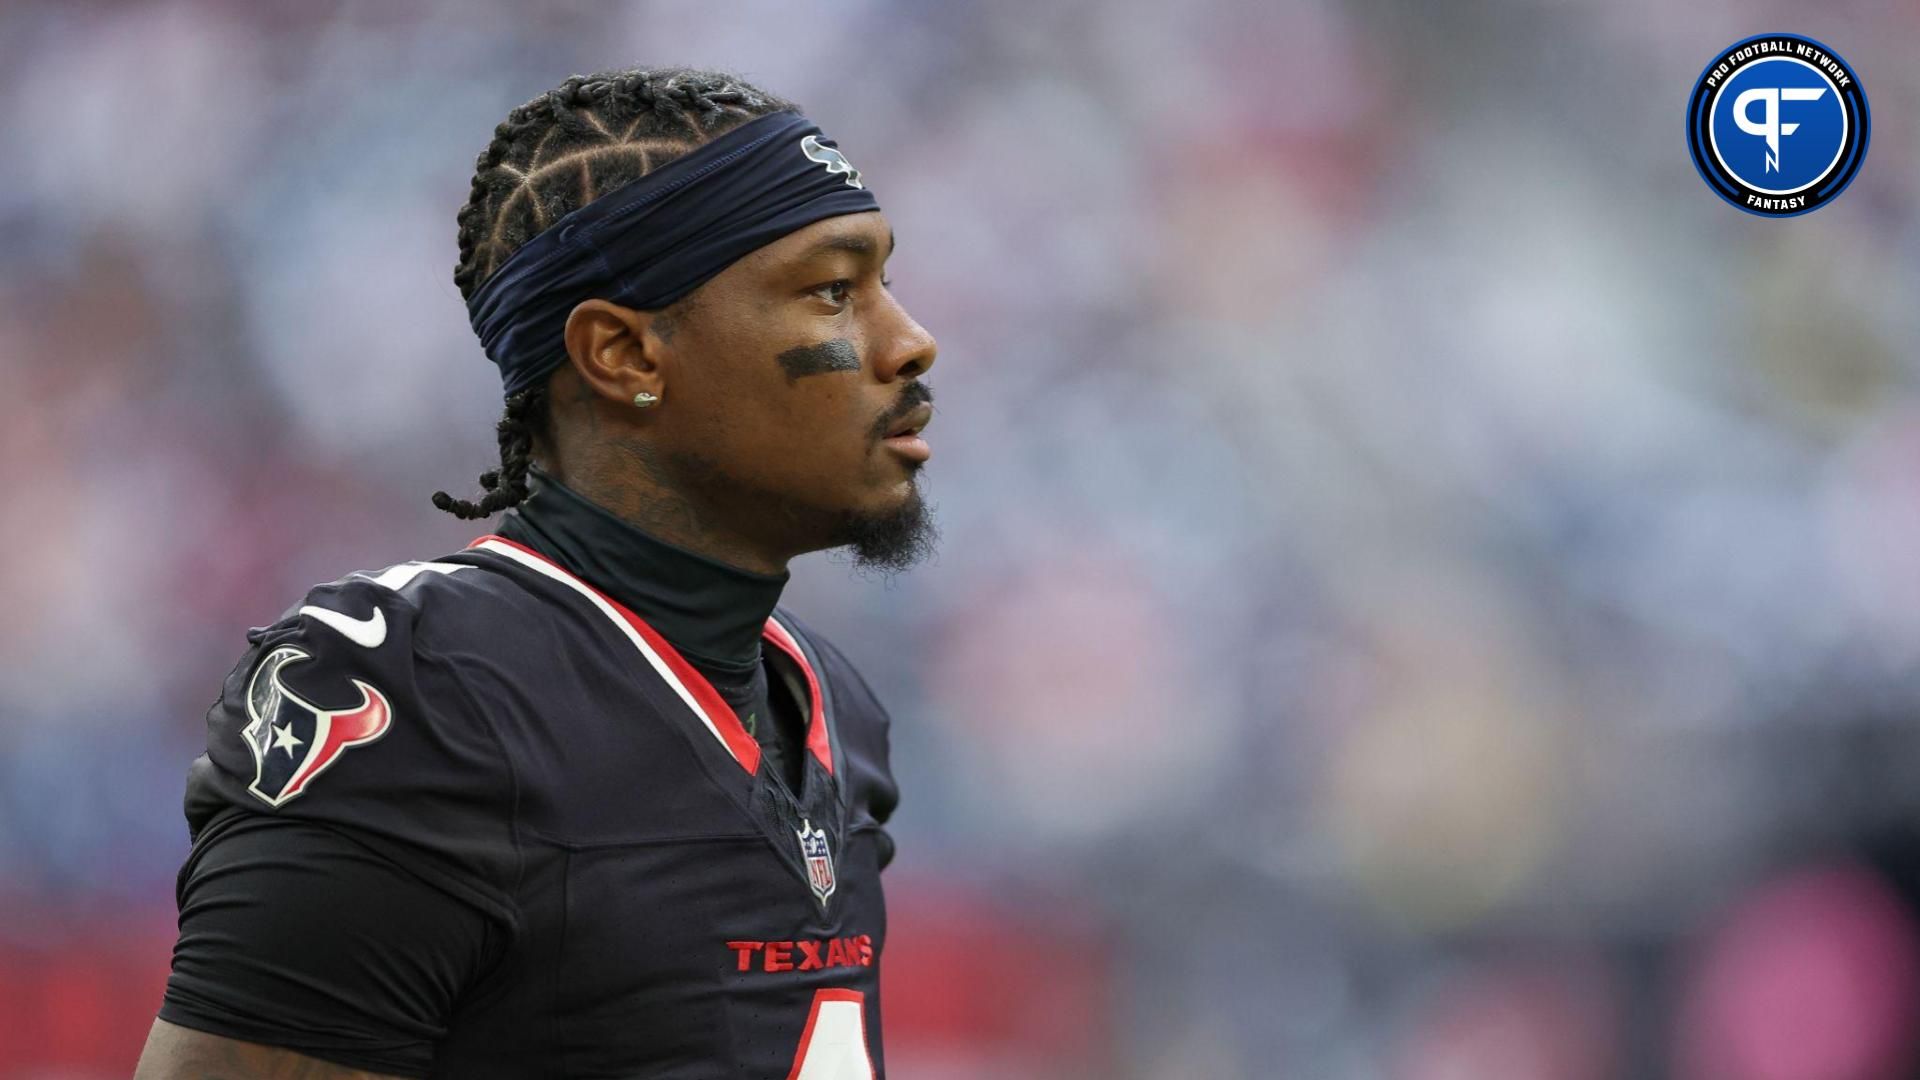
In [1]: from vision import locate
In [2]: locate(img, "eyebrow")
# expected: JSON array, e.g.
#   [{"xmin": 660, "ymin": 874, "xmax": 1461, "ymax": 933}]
[{"xmin": 799, "ymin": 230, "xmax": 897, "ymax": 261}]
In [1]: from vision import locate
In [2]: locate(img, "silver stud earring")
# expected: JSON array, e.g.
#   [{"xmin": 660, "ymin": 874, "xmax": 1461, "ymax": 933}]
[{"xmin": 633, "ymin": 391, "xmax": 660, "ymax": 409}]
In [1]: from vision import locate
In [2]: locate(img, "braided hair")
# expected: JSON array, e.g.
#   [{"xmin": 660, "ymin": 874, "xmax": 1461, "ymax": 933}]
[{"xmin": 432, "ymin": 67, "xmax": 798, "ymax": 519}]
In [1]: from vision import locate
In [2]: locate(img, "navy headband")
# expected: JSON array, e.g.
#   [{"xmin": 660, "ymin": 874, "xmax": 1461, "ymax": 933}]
[{"xmin": 465, "ymin": 111, "xmax": 881, "ymax": 397}]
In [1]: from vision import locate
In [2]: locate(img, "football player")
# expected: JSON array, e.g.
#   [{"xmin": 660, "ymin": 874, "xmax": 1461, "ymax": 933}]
[{"xmin": 135, "ymin": 66, "xmax": 936, "ymax": 1079}]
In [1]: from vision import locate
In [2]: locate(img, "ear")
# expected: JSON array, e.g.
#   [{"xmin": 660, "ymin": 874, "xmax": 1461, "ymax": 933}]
[{"xmin": 561, "ymin": 299, "xmax": 672, "ymax": 405}]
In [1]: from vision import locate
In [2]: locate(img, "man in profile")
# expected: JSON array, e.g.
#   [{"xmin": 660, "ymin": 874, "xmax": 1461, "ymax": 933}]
[{"xmin": 136, "ymin": 65, "xmax": 937, "ymax": 1079}]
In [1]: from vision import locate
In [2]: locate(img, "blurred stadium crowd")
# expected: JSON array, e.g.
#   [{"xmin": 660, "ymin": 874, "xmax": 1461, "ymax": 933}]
[{"xmin": 2, "ymin": 1, "xmax": 1918, "ymax": 1076}]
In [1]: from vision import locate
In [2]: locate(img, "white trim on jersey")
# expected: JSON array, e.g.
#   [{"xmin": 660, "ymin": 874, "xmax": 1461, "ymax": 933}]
[{"xmin": 361, "ymin": 560, "xmax": 472, "ymax": 591}]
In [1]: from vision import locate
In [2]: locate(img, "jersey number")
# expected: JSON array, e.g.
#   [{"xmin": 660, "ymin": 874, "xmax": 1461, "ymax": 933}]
[{"xmin": 787, "ymin": 988, "xmax": 875, "ymax": 1080}]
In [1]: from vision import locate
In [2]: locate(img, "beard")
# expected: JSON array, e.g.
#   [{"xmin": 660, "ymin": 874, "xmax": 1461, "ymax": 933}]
[
  {"xmin": 829, "ymin": 476, "xmax": 938, "ymax": 576},
  {"xmin": 651, "ymin": 444, "xmax": 938, "ymax": 575},
  {"xmin": 835, "ymin": 380, "xmax": 939, "ymax": 574},
  {"xmin": 644, "ymin": 381, "xmax": 940, "ymax": 574}
]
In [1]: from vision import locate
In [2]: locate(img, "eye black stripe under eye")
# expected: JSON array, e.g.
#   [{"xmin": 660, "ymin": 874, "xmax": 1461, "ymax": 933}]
[{"xmin": 776, "ymin": 339, "xmax": 861, "ymax": 383}]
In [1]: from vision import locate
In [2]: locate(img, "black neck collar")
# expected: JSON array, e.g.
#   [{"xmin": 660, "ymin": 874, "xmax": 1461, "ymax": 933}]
[{"xmin": 496, "ymin": 467, "xmax": 788, "ymax": 672}]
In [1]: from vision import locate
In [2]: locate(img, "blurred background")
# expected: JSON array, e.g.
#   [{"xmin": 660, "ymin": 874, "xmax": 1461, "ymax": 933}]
[{"xmin": 2, "ymin": 0, "xmax": 1917, "ymax": 1076}]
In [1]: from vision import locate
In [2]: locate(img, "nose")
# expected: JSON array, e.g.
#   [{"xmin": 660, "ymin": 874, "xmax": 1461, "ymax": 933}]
[{"xmin": 874, "ymin": 291, "xmax": 937, "ymax": 382}]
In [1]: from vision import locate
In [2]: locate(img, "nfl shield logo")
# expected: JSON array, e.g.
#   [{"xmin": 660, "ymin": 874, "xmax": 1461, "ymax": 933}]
[{"xmin": 796, "ymin": 819, "xmax": 836, "ymax": 905}]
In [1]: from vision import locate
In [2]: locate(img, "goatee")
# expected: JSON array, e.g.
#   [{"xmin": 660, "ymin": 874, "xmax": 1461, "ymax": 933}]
[{"xmin": 835, "ymin": 480, "xmax": 937, "ymax": 576}]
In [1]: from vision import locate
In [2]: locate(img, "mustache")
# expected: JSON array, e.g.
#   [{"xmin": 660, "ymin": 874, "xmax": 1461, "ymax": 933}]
[{"xmin": 868, "ymin": 381, "xmax": 934, "ymax": 441}]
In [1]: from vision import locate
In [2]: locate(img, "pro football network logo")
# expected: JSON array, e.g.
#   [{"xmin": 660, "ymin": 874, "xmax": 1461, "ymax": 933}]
[
  {"xmin": 1686, "ymin": 34, "xmax": 1869, "ymax": 217},
  {"xmin": 796, "ymin": 819, "xmax": 837, "ymax": 905},
  {"xmin": 243, "ymin": 646, "xmax": 393, "ymax": 807}
]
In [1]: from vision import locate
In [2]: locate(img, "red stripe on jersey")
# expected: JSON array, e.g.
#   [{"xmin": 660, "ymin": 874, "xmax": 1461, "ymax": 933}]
[{"xmin": 763, "ymin": 615, "xmax": 833, "ymax": 776}]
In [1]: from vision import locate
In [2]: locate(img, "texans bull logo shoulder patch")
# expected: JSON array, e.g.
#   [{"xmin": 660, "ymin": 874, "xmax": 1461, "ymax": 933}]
[{"xmin": 242, "ymin": 645, "xmax": 393, "ymax": 808}]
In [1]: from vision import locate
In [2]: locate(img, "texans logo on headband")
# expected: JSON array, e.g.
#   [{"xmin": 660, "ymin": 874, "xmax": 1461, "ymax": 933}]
[{"xmin": 801, "ymin": 135, "xmax": 862, "ymax": 189}]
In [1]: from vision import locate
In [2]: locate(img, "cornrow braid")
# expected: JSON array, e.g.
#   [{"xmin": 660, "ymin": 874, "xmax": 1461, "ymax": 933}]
[
  {"xmin": 434, "ymin": 67, "xmax": 798, "ymax": 518},
  {"xmin": 430, "ymin": 385, "xmax": 547, "ymax": 520}
]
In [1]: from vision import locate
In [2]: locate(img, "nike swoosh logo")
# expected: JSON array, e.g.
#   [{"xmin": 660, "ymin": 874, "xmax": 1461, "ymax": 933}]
[{"xmin": 298, "ymin": 605, "xmax": 387, "ymax": 649}]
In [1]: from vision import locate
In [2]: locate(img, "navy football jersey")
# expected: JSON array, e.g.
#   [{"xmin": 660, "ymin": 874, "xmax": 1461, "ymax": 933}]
[{"xmin": 160, "ymin": 534, "xmax": 899, "ymax": 1078}]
